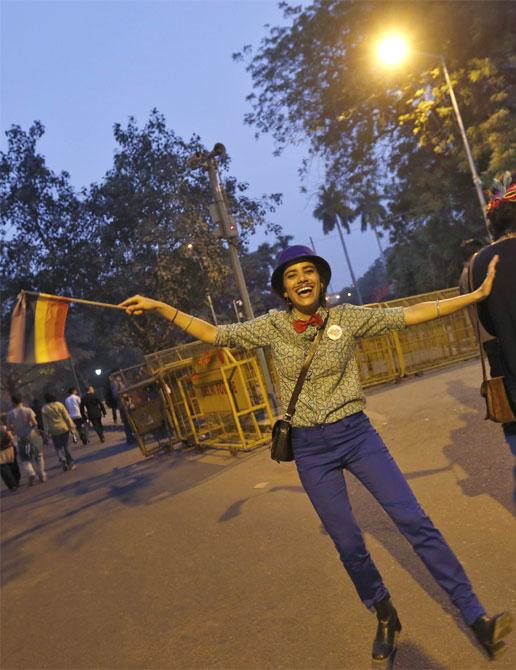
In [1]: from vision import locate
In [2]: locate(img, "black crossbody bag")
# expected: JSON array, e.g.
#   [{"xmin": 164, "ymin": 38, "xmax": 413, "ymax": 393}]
[{"xmin": 271, "ymin": 317, "xmax": 328, "ymax": 462}]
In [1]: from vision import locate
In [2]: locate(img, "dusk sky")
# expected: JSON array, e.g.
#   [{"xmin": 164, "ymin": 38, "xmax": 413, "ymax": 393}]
[{"xmin": 1, "ymin": 0, "xmax": 382, "ymax": 293}]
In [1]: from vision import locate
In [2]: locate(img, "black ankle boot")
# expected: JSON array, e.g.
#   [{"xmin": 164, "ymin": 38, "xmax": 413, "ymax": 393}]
[
  {"xmin": 470, "ymin": 612, "xmax": 513, "ymax": 659},
  {"xmin": 372, "ymin": 597, "xmax": 402, "ymax": 663}
]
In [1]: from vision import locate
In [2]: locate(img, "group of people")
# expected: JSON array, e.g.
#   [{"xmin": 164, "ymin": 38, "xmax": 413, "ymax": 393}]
[{"xmin": 0, "ymin": 385, "xmax": 108, "ymax": 492}]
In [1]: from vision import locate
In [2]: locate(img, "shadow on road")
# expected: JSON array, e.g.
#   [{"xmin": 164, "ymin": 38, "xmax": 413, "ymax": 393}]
[
  {"xmin": 218, "ymin": 485, "xmax": 305, "ymax": 522},
  {"xmin": 216, "ymin": 472, "xmax": 459, "ymax": 625},
  {"xmin": 443, "ymin": 379, "xmax": 514, "ymax": 514},
  {"xmin": 396, "ymin": 640, "xmax": 449, "ymax": 669},
  {"xmin": 0, "ymin": 446, "xmax": 254, "ymax": 587},
  {"xmin": 73, "ymin": 441, "xmax": 134, "ymax": 464}
]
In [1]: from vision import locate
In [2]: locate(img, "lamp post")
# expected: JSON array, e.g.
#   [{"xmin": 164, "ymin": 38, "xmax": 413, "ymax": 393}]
[
  {"xmin": 377, "ymin": 36, "xmax": 489, "ymax": 231},
  {"xmin": 187, "ymin": 144, "xmax": 276, "ymax": 400}
]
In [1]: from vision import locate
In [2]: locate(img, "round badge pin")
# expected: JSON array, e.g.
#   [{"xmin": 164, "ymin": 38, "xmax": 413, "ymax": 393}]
[{"xmin": 327, "ymin": 324, "xmax": 342, "ymax": 341}]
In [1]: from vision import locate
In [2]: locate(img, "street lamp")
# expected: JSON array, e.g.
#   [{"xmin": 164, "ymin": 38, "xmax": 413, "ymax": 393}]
[
  {"xmin": 376, "ymin": 34, "xmax": 489, "ymax": 230},
  {"xmin": 187, "ymin": 144, "xmax": 276, "ymax": 400},
  {"xmin": 377, "ymin": 35, "xmax": 408, "ymax": 66}
]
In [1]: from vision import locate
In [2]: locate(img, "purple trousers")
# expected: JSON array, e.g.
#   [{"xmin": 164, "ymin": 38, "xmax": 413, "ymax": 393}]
[{"xmin": 292, "ymin": 411, "xmax": 485, "ymax": 625}]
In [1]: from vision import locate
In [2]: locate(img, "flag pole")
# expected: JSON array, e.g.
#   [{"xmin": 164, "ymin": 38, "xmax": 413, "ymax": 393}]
[{"xmin": 22, "ymin": 290, "xmax": 126, "ymax": 310}]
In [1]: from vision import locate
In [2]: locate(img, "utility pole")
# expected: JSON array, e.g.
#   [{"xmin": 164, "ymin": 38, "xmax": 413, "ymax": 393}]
[
  {"xmin": 187, "ymin": 144, "xmax": 276, "ymax": 400},
  {"xmin": 438, "ymin": 55, "xmax": 489, "ymax": 230}
]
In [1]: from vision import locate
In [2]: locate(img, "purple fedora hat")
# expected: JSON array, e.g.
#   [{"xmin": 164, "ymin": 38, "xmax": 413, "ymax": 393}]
[{"xmin": 271, "ymin": 245, "xmax": 332, "ymax": 295}]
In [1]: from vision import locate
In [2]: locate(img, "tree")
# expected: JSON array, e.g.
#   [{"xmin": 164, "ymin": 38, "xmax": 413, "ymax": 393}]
[
  {"xmin": 313, "ymin": 182, "xmax": 363, "ymax": 303},
  {"xmin": 0, "ymin": 122, "xmax": 93, "ymax": 300},
  {"xmin": 1, "ymin": 112, "xmax": 284, "ymax": 403},
  {"xmin": 235, "ymin": 0, "xmax": 516, "ymax": 292},
  {"xmin": 0, "ymin": 122, "xmax": 97, "ymax": 402},
  {"xmin": 86, "ymin": 109, "xmax": 281, "ymax": 354},
  {"xmin": 355, "ymin": 255, "xmax": 393, "ymax": 305}
]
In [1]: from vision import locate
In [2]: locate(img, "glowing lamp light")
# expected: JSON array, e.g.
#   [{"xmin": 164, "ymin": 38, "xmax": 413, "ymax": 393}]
[
  {"xmin": 347, "ymin": 292, "xmax": 352, "ymax": 297},
  {"xmin": 377, "ymin": 35, "xmax": 409, "ymax": 66},
  {"xmin": 95, "ymin": 368, "xmax": 102, "ymax": 376}
]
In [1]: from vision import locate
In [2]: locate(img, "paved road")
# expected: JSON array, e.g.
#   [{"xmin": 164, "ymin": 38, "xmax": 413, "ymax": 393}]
[{"xmin": 1, "ymin": 360, "xmax": 515, "ymax": 670}]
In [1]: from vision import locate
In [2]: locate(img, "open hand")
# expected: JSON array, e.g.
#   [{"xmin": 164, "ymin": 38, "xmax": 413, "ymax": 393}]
[
  {"xmin": 119, "ymin": 295, "xmax": 161, "ymax": 316},
  {"xmin": 476, "ymin": 255, "xmax": 499, "ymax": 300}
]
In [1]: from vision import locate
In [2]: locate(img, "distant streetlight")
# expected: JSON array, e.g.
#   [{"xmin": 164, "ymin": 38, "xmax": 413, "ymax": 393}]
[
  {"xmin": 376, "ymin": 34, "xmax": 489, "ymax": 230},
  {"xmin": 95, "ymin": 368, "xmax": 102, "ymax": 376}
]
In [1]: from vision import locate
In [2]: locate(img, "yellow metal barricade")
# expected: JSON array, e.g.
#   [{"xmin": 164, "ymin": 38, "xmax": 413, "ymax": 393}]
[
  {"xmin": 193, "ymin": 349, "xmax": 273, "ymax": 452},
  {"xmin": 113, "ymin": 287, "xmax": 479, "ymax": 455},
  {"xmin": 163, "ymin": 348, "xmax": 273, "ymax": 454},
  {"xmin": 117, "ymin": 376, "xmax": 177, "ymax": 457},
  {"xmin": 357, "ymin": 287, "xmax": 478, "ymax": 387}
]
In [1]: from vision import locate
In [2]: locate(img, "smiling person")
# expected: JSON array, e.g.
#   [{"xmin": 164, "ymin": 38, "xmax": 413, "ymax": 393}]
[{"xmin": 121, "ymin": 245, "xmax": 510, "ymax": 663}]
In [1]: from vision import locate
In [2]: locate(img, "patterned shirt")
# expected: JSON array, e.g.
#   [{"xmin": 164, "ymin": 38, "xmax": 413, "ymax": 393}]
[{"xmin": 215, "ymin": 304, "xmax": 406, "ymax": 427}]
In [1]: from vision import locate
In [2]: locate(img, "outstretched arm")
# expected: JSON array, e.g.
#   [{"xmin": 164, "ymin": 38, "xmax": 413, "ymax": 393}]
[
  {"xmin": 403, "ymin": 255, "xmax": 498, "ymax": 327},
  {"xmin": 119, "ymin": 296, "xmax": 218, "ymax": 344}
]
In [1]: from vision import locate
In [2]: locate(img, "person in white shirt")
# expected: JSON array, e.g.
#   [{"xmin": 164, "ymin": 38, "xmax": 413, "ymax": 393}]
[{"xmin": 65, "ymin": 388, "xmax": 88, "ymax": 445}]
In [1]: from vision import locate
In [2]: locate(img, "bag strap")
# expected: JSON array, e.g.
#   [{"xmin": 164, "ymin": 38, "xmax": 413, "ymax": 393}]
[
  {"xmin": 468, "ymin": 254, "xmax": 489, "ymax": 385},
  {"xmin": 284, "ymin": 315, "xmax": 329, "ymax": 422}
]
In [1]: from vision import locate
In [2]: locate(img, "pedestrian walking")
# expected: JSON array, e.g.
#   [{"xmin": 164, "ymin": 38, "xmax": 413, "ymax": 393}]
[
  {"xmin": 65, "ymin": 387, "xmax": 88, "ymax": 445},
  {"xmin": 0, "ymin": 422, "xmax": 21, "ymax": 492},
  {"xmin": 80, "ymin": 386, "xmax": 106, "ymax": 442},
  {"xmin": 109, "ymin": 373, "xmax": 136, "ymax": 445},
  {"xmin": 7, "ymin": 394, "xmax": 47, "ymax": 485},
  {"xmin": 41, "ymin": 393, "xmax": 77, "ymax": 471},
  {"xmin": 31, "ymin": 397, "xmax": 49, "ymax": 445},
  {"xmin": 104, "ymin": 374, "xmax": 119, "ymax": 424},
  {"xmin": 121, "ymin": 243, "xmax": 511, "ymax": 663}
]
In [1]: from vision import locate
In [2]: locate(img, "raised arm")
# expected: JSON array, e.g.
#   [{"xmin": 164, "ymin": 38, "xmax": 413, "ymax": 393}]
[
  {"xmin": 403, "ymin": 255, "xmax": 498, "ymax": 327},
  {"xmin": 119, "ymin": 296, "xmax": 218, "ymax": 344}
]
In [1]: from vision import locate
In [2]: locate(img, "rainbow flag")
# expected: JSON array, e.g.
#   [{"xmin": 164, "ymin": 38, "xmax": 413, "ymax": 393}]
[{"xmin": 7, "ymin": 292, "xmax": 70, "ymax": 364}]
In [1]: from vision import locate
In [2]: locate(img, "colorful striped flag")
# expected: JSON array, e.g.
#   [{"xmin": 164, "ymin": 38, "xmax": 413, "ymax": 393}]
[{"xmin": 7, "ymin": 292, "xmax": 70, "ymax": 364}]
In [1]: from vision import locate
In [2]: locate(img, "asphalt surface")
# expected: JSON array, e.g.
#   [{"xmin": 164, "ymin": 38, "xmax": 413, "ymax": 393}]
[{"xmin": 1, "ymin": 359, "xmax": 515, "ymax": 670}]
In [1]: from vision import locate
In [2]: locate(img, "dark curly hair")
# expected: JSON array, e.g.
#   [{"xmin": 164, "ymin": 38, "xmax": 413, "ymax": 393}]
[{"xmin": 487, "ymin": 200, "xmax": 516, "ymax": 240}]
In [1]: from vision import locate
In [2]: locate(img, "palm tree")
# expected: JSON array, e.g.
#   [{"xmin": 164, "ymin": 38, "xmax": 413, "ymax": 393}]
[
  {"xmin": 313, "ymin": 182, "xmax": 363, "ymax": 304},
  {"xmin": 353, "ymin": 191, "xmax": 387, "ymax": 260}
]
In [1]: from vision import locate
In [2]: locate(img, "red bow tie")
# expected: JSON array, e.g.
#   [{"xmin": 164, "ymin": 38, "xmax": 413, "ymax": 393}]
[{"xmin": 292, "ymin": 313, "xmax": 323, "ymax": 333}]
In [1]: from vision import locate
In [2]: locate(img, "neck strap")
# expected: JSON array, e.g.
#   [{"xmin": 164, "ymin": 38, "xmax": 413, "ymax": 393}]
[{"xmin": 284, "ymin": 316, "xmax": 328, "ymax": 421}]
